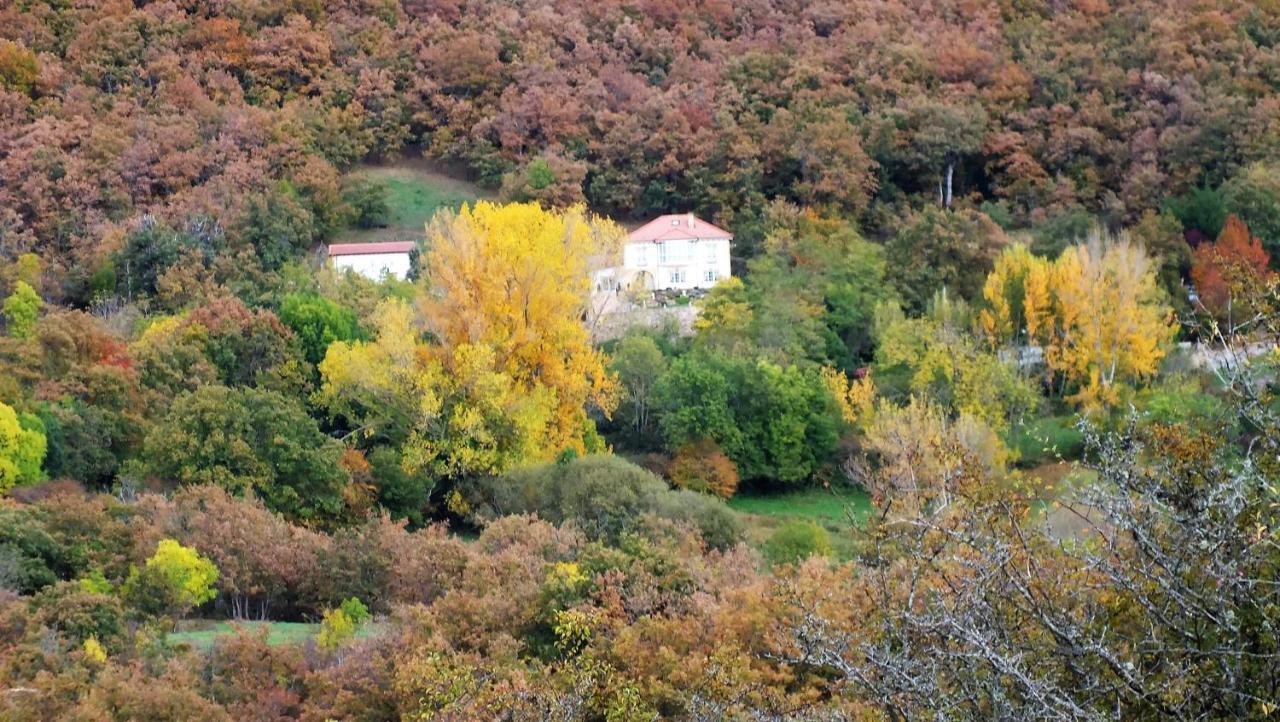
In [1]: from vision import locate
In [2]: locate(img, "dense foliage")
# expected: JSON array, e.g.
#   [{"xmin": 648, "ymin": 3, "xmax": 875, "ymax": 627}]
[
  {"xmin": 5, "ymin": 0, "xmax": 1280, "ymax": 297},
  {"xmin": 2, "ymin": 0, "xmax": 1280, "ymax": 718}
]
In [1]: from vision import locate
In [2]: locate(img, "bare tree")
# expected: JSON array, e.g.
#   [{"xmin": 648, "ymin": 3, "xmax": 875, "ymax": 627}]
[{"xmin": 772, "ymin": 280, "xmax": 1280, "ymax": 721}]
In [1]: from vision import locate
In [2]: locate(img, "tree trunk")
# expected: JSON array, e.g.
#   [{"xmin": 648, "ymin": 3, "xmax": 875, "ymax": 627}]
[{"xmin": 944, "ymin": 160, "xmax": 955, "ymax": 208}]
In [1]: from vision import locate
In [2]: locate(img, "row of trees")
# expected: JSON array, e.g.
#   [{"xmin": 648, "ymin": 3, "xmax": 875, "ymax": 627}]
[{"xmin": 8, "ymin": 193, "xmax": 1273, "ymax": 517}]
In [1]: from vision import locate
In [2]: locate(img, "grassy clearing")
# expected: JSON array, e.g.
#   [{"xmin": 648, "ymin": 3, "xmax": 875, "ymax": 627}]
[
  {"xmin": 729, "ymin": 486, "xmax": 874, "ymax": 561},
  {"xmin": 729, "ymin": 486, "xmax": 874, "ymax": 524},
  {"xmin": 169, "ymin": 620, "xmax": 382, "ymax": 650},
  {"xmin": 339, "ymin": 158, "xmax": 490, "ymax": 244},
  {"xmin": 1007, "ymin": 415, "xmax": 1085, "ymax": 467}
]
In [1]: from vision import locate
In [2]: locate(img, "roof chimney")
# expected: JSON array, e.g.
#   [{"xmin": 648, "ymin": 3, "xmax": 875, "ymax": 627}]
[{"xmin": 687, "ymin": 213, "xmax": 695, "ymax": 229}]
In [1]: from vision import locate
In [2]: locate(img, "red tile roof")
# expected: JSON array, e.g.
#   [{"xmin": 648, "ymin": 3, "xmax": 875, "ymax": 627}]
[
  {"xmin": 628, "ymin": 214, "xmax": 732, "ymax": 243},
  {"xmin": 328, "ymin": 241, "xmax": 416, "ymax": 257}
]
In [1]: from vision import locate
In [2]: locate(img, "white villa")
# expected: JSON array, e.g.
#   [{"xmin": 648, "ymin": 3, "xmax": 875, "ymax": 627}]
[
  {"xmin": 328, "ymin": 241, "xmax": 414, "ymax": 280},
  {"xmin": 594, "ymin": 213, "xmax": 733, "ymax": 295}
]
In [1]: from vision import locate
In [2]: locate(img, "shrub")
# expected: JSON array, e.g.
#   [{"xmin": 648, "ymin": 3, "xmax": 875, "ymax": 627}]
[
  {"xmin": 763, "ymin": 520, "xmax": 832, "ymax": 566},
  {"xmin": 83, "ymin": 636, "xmax": 107, "ymax": 663},
  {"xmin": 31, "ymin": 581, "xmax": 126, "ymax": 650},
  {"xmin": 0, "ymin": 506, "xmax": 65, "ymax": 593},
  {"xmin": 317, "ymin": 606, "xmax": 359, "ymax": 651},
  {"xmin": 342, "ymin": 178, "xmax": 391, "ymax": 229},
  {"xmin": 668, "ymin": 438, "xmax": 740, "ymax": 499},
  {"xmin": 464, "ymin": 455, "xmax": 742, "ymax": 549},
  {"xmin": 338, "ymin": 597, "xmax": 370, "ymax": 625},
  {"xmin": 1137, "ymin": 388, "xmax": 1229, "ymax": 432}
]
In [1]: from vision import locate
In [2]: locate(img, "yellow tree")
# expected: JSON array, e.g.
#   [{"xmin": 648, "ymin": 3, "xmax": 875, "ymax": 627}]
[
  {"xmin": 421, "ymin": 201, "xmax": 619, "ymax": 454},
  {"xmin": 318, "ymin": 298, "xmax": 556, "ymax": 479},
  {"xmin": 1046, "ymin": 238, "xmax": 1175, "ymax": 409},
  {"xmin": 977, "ymin": 234, "xmax": 1175, "ymax": 411},
  {"xmin": 978, "ymin": 243, "xmax": 1047, "ymax": 347}
]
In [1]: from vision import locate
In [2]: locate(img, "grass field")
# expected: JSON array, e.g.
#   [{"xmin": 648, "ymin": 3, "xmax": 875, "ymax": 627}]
[
  {"xmin": 339, "ymin": 157, "xmax": 491, "ymax": 244},
  {"xmin": 169, "ymin": 620, "xmax": 382, "ymax": 650},
  {"xmin": 729, "ymin": 486, "xmax": 874, "ymax": 561},
  {"xmin": 729, "ymin": 486, "xmax": 874, "ymax": 524}
]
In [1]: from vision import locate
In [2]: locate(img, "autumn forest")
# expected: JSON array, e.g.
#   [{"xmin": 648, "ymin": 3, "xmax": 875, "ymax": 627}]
[{"xmin": 1, "ymin": 0, "xmax": 1279, "ymax": 720}]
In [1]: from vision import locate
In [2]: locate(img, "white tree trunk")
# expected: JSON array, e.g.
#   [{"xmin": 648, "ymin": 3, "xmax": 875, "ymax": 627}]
[{"xmin": 944, "ymin": 160, "xmax": 955, "ymax": 208}]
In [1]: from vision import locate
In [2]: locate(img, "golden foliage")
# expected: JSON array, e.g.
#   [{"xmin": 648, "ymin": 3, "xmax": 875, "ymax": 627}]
[
  {"xmin": 821, "ymin": 367, "xmax": 876, "ymax": 432},
  {"xmin": 422, "ymin": 202, "xmax": 620, "ymax": 453},
  {"xmin": 979, "ymin": 236, "xmax": 1175, "ymax": 411}
]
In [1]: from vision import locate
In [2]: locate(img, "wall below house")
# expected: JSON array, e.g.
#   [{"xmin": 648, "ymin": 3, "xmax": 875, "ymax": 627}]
[{"xmin": 331, "ymin": 252, "xmax": 411, "ymax": 281}]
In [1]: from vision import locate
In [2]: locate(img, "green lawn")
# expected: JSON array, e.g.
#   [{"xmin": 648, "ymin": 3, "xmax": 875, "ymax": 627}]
[
  {"xmin": 168, "ymin": 620, "xmax": 381, "ymax": 650},
  {"xmin": 378, "ymin": 174, "xmax": 476, "ymax": 229},
  {"xmin": 729, "ymin": 486, "xmax": 874, "ymax": 525},
  {"xmin": 339, "ymin": 158, "xmax": 489, "ymax": 244},
  {"xmin": 729, "ymin": 486, "xmax": 874, "ymax": 561}
]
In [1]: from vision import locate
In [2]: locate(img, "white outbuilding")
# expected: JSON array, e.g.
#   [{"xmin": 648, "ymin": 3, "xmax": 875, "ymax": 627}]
[{"xmin": 328, "ymin": 241, "xmax": 414, "ymax": 281}]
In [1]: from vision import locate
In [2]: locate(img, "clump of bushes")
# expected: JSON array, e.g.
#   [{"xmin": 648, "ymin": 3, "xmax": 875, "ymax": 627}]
[
  {"xmin": 763, "ymin": 519, "xmax": 832, "ymax": 566},
  {"xmin": 462, "ymin": 455, "xmax": 742, "ymax": 549},
  {"xmin": 316, "ymin": 597, "xmax": 370, "ymax": 651},
  {"xmin": 1137, "ymin": 387, "xmax": 1229, "ymax": 432}
]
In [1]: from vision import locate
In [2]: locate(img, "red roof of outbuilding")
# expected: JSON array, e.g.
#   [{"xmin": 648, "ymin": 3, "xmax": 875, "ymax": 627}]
[
  {"xmin": 628, "ymin": 214, "xmax": 732, "ymax": 243},
  {"xmin": 328, "ymin": 241, "xmax": 415, "ymax": 257}
]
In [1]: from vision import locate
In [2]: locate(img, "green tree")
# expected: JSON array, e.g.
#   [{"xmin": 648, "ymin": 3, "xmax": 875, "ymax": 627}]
[
  {"xmin": 368, "ymin": 446, "xmax": 434, "ymax": 526},
  {"xmin": 886, "ymin": 207, "xmax": 1007, "ymax": 314},
  {"xmin": 608, "ymin": 335, "xmax": 668, "ymax": 446},
  {"xmin": 874, "ymin": 296, "xmax": 1039, "ymax": 436},
  {"xmin": 1129, "ymin": 210, "xmax": 1192, "ymax": 313},
  {"xmin": 341, "ymin": 177, "xmax": 391, "ymax": 229},
  {"xmin": 0, "ymin": 401, "xmax": 45, "ymax": 492},
  {"xmin": 879, "ymin": 95, "xmax": 987, "ymax": 208},
  {"xmin": 0, "ymin": 506, "xmax": 64, "ymax": 593},
  {"xmin": 1165, "ymin": 184, "xmax": 1227, "ymax": 241},
  {"xmin": 754, "ymin": 208, "xmax": 895, "ymax": 368},
  {"xmin": 238, "ymin": 183, "xmax": 321, "ymax": 271},
  {"xmin": 279, "ymin": 292, "xmax": 361, "ymax": 366},
  {"xmin": 3, "ymin": 280, "xmax": 40, "ymax": 339},
  {"xmin": 137, "ymin": 385, "xmax": 348, "ymax": 523},
  {"xmin": 654, "ymin": 351, "xmax": 840, "ymax": 487},
  {"xmin": 115, "ymin": 221, "xmax": 207, "ymax": 300}
]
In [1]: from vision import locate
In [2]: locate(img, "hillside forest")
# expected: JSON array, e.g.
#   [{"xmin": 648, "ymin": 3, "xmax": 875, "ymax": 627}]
[{"xmin": 1, "ymin": 0, "xmax": 1280, "ymax": 720}]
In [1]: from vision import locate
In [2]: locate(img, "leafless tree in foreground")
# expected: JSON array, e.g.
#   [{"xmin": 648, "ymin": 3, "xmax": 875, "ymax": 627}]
[{"xmin": 772, "ymin": 282, "xmax": 1280, "ymax": 721}]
